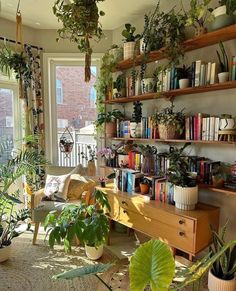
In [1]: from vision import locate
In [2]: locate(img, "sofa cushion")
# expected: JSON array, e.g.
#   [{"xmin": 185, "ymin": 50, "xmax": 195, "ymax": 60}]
[
  {"xmin": 67, "ymin": 174, "xmax": 97, "ymax": 200},
  {"xmin": 44, "ymin": 173, "xmax": 70, "ymax": 201}
]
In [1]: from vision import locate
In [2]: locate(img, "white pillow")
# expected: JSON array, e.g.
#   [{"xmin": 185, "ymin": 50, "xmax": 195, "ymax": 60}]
[{"xmin": 44, "ymin": 174, "xmax": 70, "ymax": 201}]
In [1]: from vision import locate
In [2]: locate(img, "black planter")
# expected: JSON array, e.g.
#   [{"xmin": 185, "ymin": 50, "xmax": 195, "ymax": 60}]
[{"xmin": 100, "ymin": 181, "xmax": 106, "ymax": 188}]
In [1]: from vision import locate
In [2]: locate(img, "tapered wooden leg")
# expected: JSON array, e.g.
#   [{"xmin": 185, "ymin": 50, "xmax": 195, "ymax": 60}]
[
  {"xmin": 106, "ymin": 219, "xmax": 112, "ymax": 246},
  {"xmin": 32, "ymin": 222, "xmax": 40, "ymax": 245}
]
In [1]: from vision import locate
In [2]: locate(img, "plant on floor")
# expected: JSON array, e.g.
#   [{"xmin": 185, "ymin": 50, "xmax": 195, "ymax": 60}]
[
  {"xmin": 184, "ymin": 0, "xmax": 212, "ymax": 35},
  {"xmin": 53, "ymin": 0, "xmax": 105, "ymax": 82},
  {"xmin": 44, "ymin": 189, "xmax": 111, "ymax": 253},
  {"xmin": 0, "ymin": 198, "xmax": 31, "ymax": 250},
  {"xmin": 129, "ymin": 239, "xmax": 175, "ymax": 290}
]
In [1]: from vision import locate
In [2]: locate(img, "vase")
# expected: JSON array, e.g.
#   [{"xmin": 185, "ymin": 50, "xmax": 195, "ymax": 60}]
[
  {"xmin": 85, "ymin": 244, "xmax": 103, "ymax": 260},
  {"xmin": 218, "ymin": 72, "xmax": 229, "ymax": 83},
  {"xmin": 87, "ymin": 161, "xmax": 96, "ymax": 176},
  {"xmin": 174, "ymin": 185, "xmax": 198, "ymax": 210},
  {"xmin": 105, "ymin": 121, "xmax": 117, "ymax": 138},
  {"xmin": 208, "ymin": 269, "xmax": 236, "ymax": 291},
  {"xmin": 123, "ymin": 41, "xmax": 138, "ymax": 60},
  {"xmin": 179, "ymin": 79, "xmax": 189, "ymax": 89},
  {"xmin": 130, "ymin": 122, "xmax": 142, "ymax": 138},
  {"xmin": 141, "ymin": 78, "xmax": 155, "ymax": 94}
]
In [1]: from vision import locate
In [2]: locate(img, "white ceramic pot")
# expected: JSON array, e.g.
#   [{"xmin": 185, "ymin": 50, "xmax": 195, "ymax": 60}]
[
  {"xmin": 141, "ymin": 78, "xmax": 155, "ymax": 94},
  {"xmin": 130, "ymin": 122, "xmax": 142, "ymax": 138},
  {"xmin": 212, "ymin": 5, "xmax": 226, "ymax": 18},
  {"xmin": 123, "ymin": 42, "xmax": 136, "ymax": 60},
  {"xmin": 174, "ymin": 185, "xmax": 198, "ymax": 210},
  {"xmin": 140, "ymin": 38, "xmax": 149, "ymax": 54},
  {"xmin": 0, "ymin": 244, "xmax": 12, "ymax": 263},
  {"xmin": 219, "ymin": 118, "xmax": 236, "ymax": 130},
  {"xmin": 218, "ymin": 72, "xmax": 229, "ymax": 83},
  {"xmin": 179, "ymin": 79, "xmax": 189, "ymax": 89},
  {"xmin": 85, "ymin": 244, "xmax": 103, "ymax": 260},
  {"xmin": 208, "ymin": 269, "xmax": 236, "ymax": 291}
]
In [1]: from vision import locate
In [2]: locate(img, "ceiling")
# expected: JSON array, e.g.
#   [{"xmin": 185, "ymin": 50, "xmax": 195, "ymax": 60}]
[{"xmin": 0, "ymin": 0, "xmax": 158, "ymax": 30}]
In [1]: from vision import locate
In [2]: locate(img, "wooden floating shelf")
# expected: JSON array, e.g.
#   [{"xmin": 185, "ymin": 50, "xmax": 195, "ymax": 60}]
[
  {"xmin": 115, "ymin": 24, "xmax": 236, "ymax": 71},
  {"xmin": 104, "ymin": 81, "xmax": 236, "ymax": 104},
  {"xmin": 111, "ymin": 137, "xmax": 236, "ymax": 145}
]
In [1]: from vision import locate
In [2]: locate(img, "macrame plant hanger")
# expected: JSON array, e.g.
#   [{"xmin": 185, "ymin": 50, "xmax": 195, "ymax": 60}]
[
  {"xmin": 59, "ymin": 127, "xmax": 74, "ymax": 158},
  {"xmin": 16, "ymin": 0, "xmax": 24, "ymax": 99}
]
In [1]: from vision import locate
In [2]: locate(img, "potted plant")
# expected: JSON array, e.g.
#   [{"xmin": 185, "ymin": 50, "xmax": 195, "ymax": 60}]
[
  {"xmin": 185, "ymin": 0, "xmax": 212, "ymax": 36},
  {"xmin": 209, "ymin": 0, "xmax": 236, "ymax": 31},
  {"xmin": 167, "ymin": 144, "xmax": 198, "ymax": 210},
  {"xmin": 108, "ymin": 44, "xmax": 123, "ymax": 62},
  {"xmin": 97, "ymin": 146, "xmax": 117, "ymax": 167},
  {"xmin": 53, "ymin": 0, "xmax": 105, "ymax": 82},
  {"xmin": 45, "ymin": 189, "xmax": 111, "ymax": 260},
  {"xmin": 217, "ymin": 41, "xmax": 230, "ymax": 83},
  {"xmin": 154, "ymin": 103, "xmax": 185, "ymax": 140},
  {"xmin": 113, "ymin": 73, "xmax": 126, "ymax": 98},
  {"xmin": 81, "ymin": 145, "xmax": 97, "ymax": 176},
  {"xmin": 141, "ymin": 77, "xmax": 155, "ymax": 94},
  {"xmin": 122, "ymin": 23, "xmax": 140, "ymax": 60},
  {"xmin": 178, "ymin": 65, "xmax": 192, "ymax": 89},
  {"xmin": 59, "ymin": 136, "xmax": 74, "ymax": 154},
  {"xmin": 208, "ymin": 222, "xmax": 236, "ymax": 291},
  {"xmin": 0, "ymin": 201, "xmax": 30, "ymax": 262},
  {"xmin": 139, "ymin": 145, "xmax": 157, "ymax": 174},
  {"xmin": 95, "ymin": 109, "xmax": 124, "ymax": 137},
  {"xmin": 139, "ymin": 178, "xmax": 151, "ymax": 195},
  {"xmin": 98, "ymin": 177, "xmax": 108, "ymax": 188},
  {"xmin": 130, "ymin": 101, "xmax": 143, "ymax": 138}
]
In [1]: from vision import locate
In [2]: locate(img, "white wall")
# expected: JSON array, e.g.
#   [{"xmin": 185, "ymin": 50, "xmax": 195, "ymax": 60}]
[{"xmin": 111, "ymin": 0, "xmax": 236, "ymax": 240}]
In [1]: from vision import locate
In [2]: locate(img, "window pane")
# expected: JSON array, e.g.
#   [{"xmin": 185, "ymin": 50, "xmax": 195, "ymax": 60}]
[
  {"xmin": 0, "ymin": 88, "xmax": 14, "ymax": 163},
  {"xmin": 56, "ymin": 66, "xmax": 97, "ymax": 167}
]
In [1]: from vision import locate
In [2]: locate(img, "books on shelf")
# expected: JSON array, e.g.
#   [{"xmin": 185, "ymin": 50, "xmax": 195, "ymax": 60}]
[{"xmin": 185, "ymin": 114, "xmax": 220, "ymax": 141}]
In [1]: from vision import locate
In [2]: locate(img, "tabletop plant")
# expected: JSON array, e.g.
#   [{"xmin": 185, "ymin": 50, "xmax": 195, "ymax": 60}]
[
  {"xmin": 217, "ymin": 41, "xmax": 229, "ymax": 73},
  {"xmin": 95, "ymin": 109, "xmax": 124, "ymax": 131},
  {"xmin": 53, "ymin": 0, "xmax": 105, "ymax": 82},
  {"xmin": 122, "ymin": 23, "xmax": 140, "ymax": 43}
]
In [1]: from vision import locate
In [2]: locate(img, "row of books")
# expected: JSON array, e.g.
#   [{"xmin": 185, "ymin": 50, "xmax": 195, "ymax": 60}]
[{"xmin": 185, "ymin": 114, "xmax": 220, "ymax": 141}]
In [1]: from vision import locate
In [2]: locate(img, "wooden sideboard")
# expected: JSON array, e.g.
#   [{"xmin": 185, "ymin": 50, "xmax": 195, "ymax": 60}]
[{"xmin": 99, "ymin": 184, "xmax": 220, "ymax": 259}]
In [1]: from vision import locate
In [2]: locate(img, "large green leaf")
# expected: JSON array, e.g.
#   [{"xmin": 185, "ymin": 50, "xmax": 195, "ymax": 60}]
[
  {"xmin": 129, "ymin": 239, "xmax": 175, "ymax": 291},
  {"xmin": 52, "ymin": 263, "xmax": 114, "ymax": 280}
]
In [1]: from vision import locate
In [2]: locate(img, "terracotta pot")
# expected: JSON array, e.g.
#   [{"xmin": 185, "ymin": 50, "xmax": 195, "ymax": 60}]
[
  {"xmin": 105, "ymin": 122, "xmax": 117, "ymax": 138},
  {"xmin": 85, "ymin": 244, "xmax": 103, "ymax": 260},
  {"xmin": 0, "ymin": 244, "xmax": 12, "ymax": 263},
  {"xmin": 174, "ymin": 185, "xmax": 198, "ymax": 210},
  {"xmin": 208, "ymin": 269, "xmax": 236, "ymax": 291},
  {"xmin": 140, "ymin": 183, "xmax": 150, "ymax": 195}
]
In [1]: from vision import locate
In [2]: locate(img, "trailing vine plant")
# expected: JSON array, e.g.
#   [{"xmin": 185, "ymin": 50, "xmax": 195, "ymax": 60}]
[{"xmin": 53, "ymin": 0, "xmax": 105, "ymax": 82}]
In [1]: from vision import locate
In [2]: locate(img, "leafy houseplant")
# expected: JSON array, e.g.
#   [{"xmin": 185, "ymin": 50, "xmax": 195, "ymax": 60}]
[
  {"xmin": 122, "ymin": 23, "xmax": 141, "ymax": 60},
  {"xmin": 113, "ymin": 73, "xmax": 126, "ymax": 98},
  {"xmin": 130, "ymin": 101, "xmax": 143, "ymax": 138},
  {"xmin": 167, "ymin": 143, "xmax": 198, "ymax": 210},
  {"xmin": 139, "ymin": 178, "xmax": 151, "ymax": 195},
  {"xmin": 178, "ymin": 65, "xmax": 191, "ymax": 89},
  {"xmin": 53, "ymin": 0, "xmax": 105, "ymax": 82},
  {"xmin": 109, "ymin": 44, "xmax": 123, "ymax": 62},
  {"xmin": 0, "ymin": 198, "xmax": 30, "ymax": 262},
  {"xmin": 216, "ymin": 41, "xmax": 230, "ymax": 83},
  {"xmin": 95, "ymin": 109, "xmax": 124, "ymax": 137},
  {"xmin": 154, "ymin": 103, "xmax": 185, "ymax": 140},
  {"xmin": 45, "ymin": 189, "xmax": 111, "ymax": 260},
  {"xmin": 185, "ymin": 0, "xmax": 212, "ymax": 36}
]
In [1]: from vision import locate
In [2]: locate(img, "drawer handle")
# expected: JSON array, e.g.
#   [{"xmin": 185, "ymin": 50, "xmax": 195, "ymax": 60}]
[
  {"xmin": 123, "ymin": 210, "xmax": 128, "ymax": 214},
  {"xmin": 179, "ymin": 219, "xmax": 185, "ymax": 225},
  {"xmin": 179, "ymin": 231, "xmax": 185, "ymax": 237},
  {"xmin": 121, "ymin": 201, "xmax": 128, "ymax": 206}
]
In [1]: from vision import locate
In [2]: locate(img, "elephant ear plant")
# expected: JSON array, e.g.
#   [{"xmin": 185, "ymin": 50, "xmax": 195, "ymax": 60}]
[{"xmin": 53, "ymin": 0, "xmax": 105, "ymax": 82}]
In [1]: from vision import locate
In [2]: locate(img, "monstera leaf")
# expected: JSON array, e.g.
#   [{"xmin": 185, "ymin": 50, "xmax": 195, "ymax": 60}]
[{"xmin": 129, "ymin": 239, "xmax": 175, "ymax": 291}]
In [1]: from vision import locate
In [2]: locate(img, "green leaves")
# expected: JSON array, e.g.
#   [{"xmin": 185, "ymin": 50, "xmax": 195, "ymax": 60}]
[
  {"xmin": 122, "ymin": 23, "xmax": 140, "ymax": 42},
  {"xmin": 129, "ymin": 239, "xmax": 175, "ymax": 291},
  {"xmin": 52, "ymin": 263, "xmax": 113, "ymax": 280}
]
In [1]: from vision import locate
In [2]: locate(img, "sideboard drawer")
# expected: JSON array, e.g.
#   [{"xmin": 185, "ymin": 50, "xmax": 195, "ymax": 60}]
[
  {"xmin": 113, "ymin": 194, "xmax": 195, "ymax": 233},
  {"xmin": 119, "ymin": 208, "xmax": 194, "ymax": 253}
]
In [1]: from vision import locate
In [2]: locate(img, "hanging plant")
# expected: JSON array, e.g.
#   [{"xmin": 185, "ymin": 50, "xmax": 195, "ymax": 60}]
[
  {"xmin": 53, "ymin": 0, "xmax": 105, "ymax": 82},
  {"xmin": 59, "ymin": 127, "xmax": 74, "ymax": 157}
]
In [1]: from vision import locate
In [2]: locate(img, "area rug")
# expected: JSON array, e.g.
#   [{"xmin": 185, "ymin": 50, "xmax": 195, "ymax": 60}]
[{"xmin": 0, "ymin": 232, "xmax": 116, "ymax": 291}]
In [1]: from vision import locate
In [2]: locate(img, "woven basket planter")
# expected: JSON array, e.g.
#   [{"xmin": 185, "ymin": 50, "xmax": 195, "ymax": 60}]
[{"xmin": 158, "ymin": 124, "xmax": 176, "ymax": 139}]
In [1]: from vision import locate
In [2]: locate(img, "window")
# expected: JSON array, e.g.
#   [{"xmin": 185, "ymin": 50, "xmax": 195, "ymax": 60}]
[
  {"xmin": 56, "ymin": 79, "xmax": 63, "ymax": 104},
  {"xmin": 6, "ymin": 116, "xmax": 13, "ymax": 127},
  {"xmin": 57, "ymin": 119, "xmax": 68, "ymax": 129}
]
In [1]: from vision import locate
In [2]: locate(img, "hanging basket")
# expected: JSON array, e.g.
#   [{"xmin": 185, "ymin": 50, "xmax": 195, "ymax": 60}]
[{"xmin": 59, "ymin": 127, "xmax": 74, "ymax": 155}]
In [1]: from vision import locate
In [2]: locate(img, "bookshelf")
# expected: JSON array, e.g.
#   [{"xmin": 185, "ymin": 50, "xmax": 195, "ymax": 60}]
[
  {"xmin": 110, "ymin": 137, "xmax": 236, "ymax": 145},
  {"xmin": 104, "ymin": 80, "xmax": 236, "ymax": 104},
  {"xmin": 115, "ymin": 24, "xmax": 236, "ymax": 71}
]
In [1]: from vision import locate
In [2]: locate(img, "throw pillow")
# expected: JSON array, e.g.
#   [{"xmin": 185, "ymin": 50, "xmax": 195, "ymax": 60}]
[
  {"xmin": 44, "ymin": 173, "xmax": 70, "ymax": 201},
  {"xmin": 67, "ymin": 174, "xmax": 97, "ymax": 200}
]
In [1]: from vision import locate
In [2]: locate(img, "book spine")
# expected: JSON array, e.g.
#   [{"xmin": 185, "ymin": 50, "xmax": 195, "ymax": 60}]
[
  {"xmin": 232, "ymin": 56, "xmax": 236, "ymax": 81},
  {"xmin": 195, "ymin": 60, "xmax": 202, "ymax": 87},
  {"xmin": 206, "ymin": 62, "xmax": 212, "ymax": 85},
  {"xmin": 191, "ymin": 61, "xmax": 196, "ymax": 87},
  {"xmin": 210, "ymin": 62, "xmax": 217, "ymax": 85},
  {"xmin": 209, "ymin": 116, "xmax": 215, "ymax": 141},
  {"xmin": 185, "ymin": 117, "xmax": 190, "ymax": 140},
  {"xmin": 214, "ymin": 117, "xmax": 220, "ymax": 141}
]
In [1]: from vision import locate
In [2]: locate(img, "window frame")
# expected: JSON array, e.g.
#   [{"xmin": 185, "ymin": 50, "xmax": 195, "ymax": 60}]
[{"xmin": 43, "ymin": 53, "xmax": 101, "ymax": 165}]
